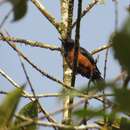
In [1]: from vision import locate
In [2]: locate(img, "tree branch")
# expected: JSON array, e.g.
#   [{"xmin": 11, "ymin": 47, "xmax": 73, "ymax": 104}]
[
  {"xmin": 0, "ymin": 8, "xmax": 12, "ymax": 29},
  {"xmin": 0, "ymin": 68, "xmax": 23, "ymax": 90},
  {"xmin": 71, "ymin": 0, "xmax": 82, "ymax": 86},
  {"xmin": 91, "ymin": 43, "xmax": 112, "ymax": 55},
  {"xmin": 31, "ymin": 0, "xmax": 60, "ymax": 31},
  {"xmin": 40, "ymin": 92, "xmax": 113, "ymax": 121},
  {"xmin": 60, "ymin": 0, "xmax": 74, "ymax": 124},
  {"xmin": 72, "ymin": 0, "xmax": 98, "ymax": 28},
  {"xmin": 18, "ymin": 55, "xmax": 57, "ymax": 126},
  {"xmin": 0, "ymin": 91, "xmax": 62, "ymax": 98},
  {"xmin": 0, "ymin": 35, "xmax": 61, "ymax": 51},
  {"xmin": 66, "ymin": 0, "xmax": 74, "ymax": 37},
  {"xmin": 15, "ymin": 114, "xmax": 100, "ymax": 130}
]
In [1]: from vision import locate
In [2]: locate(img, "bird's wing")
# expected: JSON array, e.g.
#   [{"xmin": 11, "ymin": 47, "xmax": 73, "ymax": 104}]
[{"xmin": 80, "ymin": 47, "xmax": 95, "ymax": 64}]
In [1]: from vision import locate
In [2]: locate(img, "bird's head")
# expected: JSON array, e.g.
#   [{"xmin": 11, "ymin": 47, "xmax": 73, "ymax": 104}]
[{"xmin": 59, "ymin": 38, "xmax": 74, "ymax": 49}]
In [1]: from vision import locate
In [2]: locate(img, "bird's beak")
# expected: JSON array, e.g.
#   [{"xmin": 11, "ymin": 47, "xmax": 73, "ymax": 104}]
[
  {"xmin": 58, "ymin": 37, "xmax": 66, "ymax": 46},
  {"xmin": 58, "ymin": 37, "xmax": 64, "ymax": 42}
]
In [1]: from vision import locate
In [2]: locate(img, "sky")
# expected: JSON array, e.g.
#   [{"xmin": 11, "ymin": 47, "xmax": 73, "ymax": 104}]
[{"xmin": 0, "ymin": 0, "xmax": 129, "ymax": 130}]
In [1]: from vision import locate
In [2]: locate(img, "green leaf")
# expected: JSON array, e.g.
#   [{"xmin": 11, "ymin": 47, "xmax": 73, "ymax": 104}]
[
  {"xmin": 112, "ymin": 16, "xmax": 130, "ymax": 75},
  {"xmin": 14, "ymin": 101, "xmax": 38, "ymax": 130},
  {"xmin": 8, "ymin": 0, "xmax": 28, "ymax": 21},
  {"xmin": 113, "ymin": 87, "xmax": 130, "ymax": 113},
  {"xmin": 0, "ymin": 87, "xmax": 23, "ymax": 127}
]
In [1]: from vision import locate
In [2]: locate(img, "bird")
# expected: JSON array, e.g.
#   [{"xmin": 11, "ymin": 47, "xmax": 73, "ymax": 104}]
[{"xmin": 60, "ymin": 38, "xmax": 104, "ymax": 82}]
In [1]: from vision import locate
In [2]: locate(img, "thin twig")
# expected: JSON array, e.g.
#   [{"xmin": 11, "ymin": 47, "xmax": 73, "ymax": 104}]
[
  {"xmin": 0, "ymin": 8, "xmax": 13, "ymax": 29},
  {"xmin": 0, "ymin": 90, "xmax": 114, "ymax": 99},
  {"xmin": 40, "ymin": 98, "xmax": 87, "ymax": 120},
  {"xmin": 81, "ymin": 79, "xmax": 93, "ymax": 125},
  {"xmin": 0, "ymin": 67, "xmax": 35, "ymax": 101},
  {"xmin": 0, "ymin": 35, "xmax": 61, "ymax": 51},
  {"xmin": 40, "ymin": 92, "xmax": 114, "ymax": 120},
  {"xmin": 91, "ymin": 43, "xmax": 112, "ymax": 55},
  {"xmin": 71, "ymin": 0, "xmax": 82, "ymax": 86},
  {"xmin": 102, "ymin": 48, "xmax": 109, "ymax": 123},
  {"xmin": 24, "ymin": 93, "xmax": 61, "ymax": 98},
  {"xmin": 18, "ymin": 55, "xmax": 57, "ymax": 129},
  {"xmin": 0, "ymin": 91, "xmax": 62, "ymax": 98},
  {"xmin": 0, "ymin": 68, "xmax": 20, "ymax": 89},
  {"xmin": 72, "ymin": 0, "xmax": 98, "ymax": 28},
  {"xmin": 31, "ymin": 0, "xmax": 60, "ymax": 31},
  {"xmin": 15, "ymin": 114, "xmax": 100, "ymax": 130},
  {"xmin": 103, "ymin": 49, "xmax": 109, "ymax": 80}
]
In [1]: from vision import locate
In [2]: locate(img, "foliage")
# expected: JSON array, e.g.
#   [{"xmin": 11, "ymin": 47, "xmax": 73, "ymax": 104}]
[
  {"xmin": 8, "ymin": 0, "xmax": 28, "ymax": 21},
  {"xmin": 0, "ymin": 87, "xmax": 38, "ymax": 130},
  {"xmin": 13, "ymin": 101, "xmax": 38, "ymax": 130},
  {"xmin": 0, "ymin": 87, "xmax": 23, "ymax": 127},
  {"xmin": 112, "ymin": 16, "xmax": 130, "ymax": 75}
]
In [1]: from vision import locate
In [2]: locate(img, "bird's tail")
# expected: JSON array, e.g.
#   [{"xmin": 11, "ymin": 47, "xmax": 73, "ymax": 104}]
[
  {"xmin": 98, "ymin": 75, "xmax": 104, "ymax": 81},
  {"xmin": 94, "ymin": 75, "xmax": 104, "ymax": 82}
]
